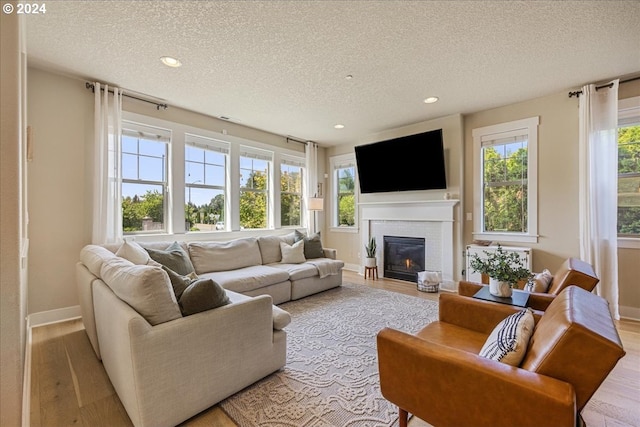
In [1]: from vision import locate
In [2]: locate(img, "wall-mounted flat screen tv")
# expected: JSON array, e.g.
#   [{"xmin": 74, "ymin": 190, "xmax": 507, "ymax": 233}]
[{"xmin": 354, "ymin": 129, "xmax": 446, "ymax": 193}]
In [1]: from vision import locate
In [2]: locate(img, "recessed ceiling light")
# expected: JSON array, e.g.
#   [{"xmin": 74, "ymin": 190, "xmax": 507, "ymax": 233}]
[
  {"xmin": 160, "ymin": 56, "xmax": 182, "ymax": 68},
  {"xmin": 345, "ymin": 75, "xmax": 353, "ymax": 80},
  {"xmin": 423, "ymin": 96, "xmax": 439, "ymax": 104},
  {"xmin": 334, "ymin": 124, "xmax": 345, "ymax": 129}
]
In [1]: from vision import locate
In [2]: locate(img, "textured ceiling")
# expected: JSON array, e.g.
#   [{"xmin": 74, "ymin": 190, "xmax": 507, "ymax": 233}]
[{"xmin": 26, "ymin": 1, "xmax": 640, "ymax": 146}]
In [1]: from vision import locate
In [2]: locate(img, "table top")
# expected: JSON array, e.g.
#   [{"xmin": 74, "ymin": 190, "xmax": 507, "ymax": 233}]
[{"xmin": 472, "ymin": 286, "xmax": 530, "ymax": 308}]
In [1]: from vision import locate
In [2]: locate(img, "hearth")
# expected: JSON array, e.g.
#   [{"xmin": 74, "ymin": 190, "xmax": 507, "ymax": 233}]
[{"xmin": 383, "ymin": 236, "xmax": 426, "ymax": 282}]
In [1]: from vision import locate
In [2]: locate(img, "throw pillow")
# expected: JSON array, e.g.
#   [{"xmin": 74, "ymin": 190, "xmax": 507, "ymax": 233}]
[
  {"xmin": 524, "ymin": 269, "xmax": 553, "ymax": 293},
  {"xmin": 145, "ymin": 241, "xmax": 196, "ymax": 276},
  {"xmin": 179, "ymin": 278, "xmax": 230, "ymax": 316},
  {"xmin": 479, "ymin": 308, "xmax": 535, "ymax": 366},
  {"xmin": 294, "ymin": 230, "xmax": 325, "ymax": 259},
  {"xmin": 162, "ymin": 266, "xmax": 194, "ymax": 300},
  {"xmin": 280, "ymin": 240, "xmax": 306, "ymax": 264},
  {"xmin": 115, "ymin": 240, "xmax": 150, "ymax": 265}
]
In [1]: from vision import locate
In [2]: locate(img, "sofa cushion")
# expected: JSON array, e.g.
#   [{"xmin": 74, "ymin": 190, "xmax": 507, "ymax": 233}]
[
  {"xmin": 269, "ymin": 262, "xmax": 319, "ymax": 281},
  {"xmin": 200, "ymin": 265, "xmax": 290, "ymax": 294},
  {"xmin": 145, "ymin": 241, "xmax": 196, "ymax": 276},
  {"xmin": 257, "ymin": 233, "xmax": 295, "ymax": 264},
  {"xmin": 179, "ymin": 278, "xmax": 230, "ymax": 316},
  {"xmin": 100, "ymin": 257, "xmax": 182, "ymax": 325},
  {"xmin": 280, "ymin": 240, "xmax": 306, "ymax": 264},
  {"xmin": 188, "ymin": 237, "xmax": 262, "ymax": 273},
  {"xmin": 479, "ymin": 308, "xmax": 534, "ymax": 366},
  {"xmin": 295, "ymin": 230, "xmax": 325, "ymax": 259},
  {"xmin": 80, "ymin": 245, "xmax": 119, "ymax": 277}
]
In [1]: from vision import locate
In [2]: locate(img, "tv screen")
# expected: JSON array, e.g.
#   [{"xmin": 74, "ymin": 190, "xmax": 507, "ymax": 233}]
[{"xmin": 354, "ymin": 129, "xmax": 446, "ymax": 193}]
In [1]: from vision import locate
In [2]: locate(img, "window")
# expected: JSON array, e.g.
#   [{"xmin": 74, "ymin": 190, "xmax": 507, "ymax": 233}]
[
  {"xmin": 239, "ymin": 146, "xmax": 273, "ymax": 229},
  {"xmin": 618, "ymin": 96, "xmax": 640, "ymax": 238},
  {"xmin": 121, "ymin": 122, "xmax": 170, "ymax": 234},
  {"xmin": 473, "ymin": 117, "xmax": 539, "ymax": 243},
  {"xmin": 185, "ymin": 134, "xmax": 229, "ymax": 232},
  {"xmin": 280, "ymin": 155, "xmax": 304, "ymax": 227},
  {"xmin": 330, "ymin": 154, "xmax": 357, "ymax": 228}
]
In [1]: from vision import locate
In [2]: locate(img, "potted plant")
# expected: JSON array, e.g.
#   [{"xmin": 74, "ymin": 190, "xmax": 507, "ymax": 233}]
[
  {"xmin": 469, "ymin": 244, "xmax": 531, "ymax": 297},
  {"xmin": 364, "ymin": 236, "xmax": 377, "ymax": 268}
]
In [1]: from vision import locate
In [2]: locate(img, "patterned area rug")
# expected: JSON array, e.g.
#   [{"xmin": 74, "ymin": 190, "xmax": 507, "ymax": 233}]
[{"xmin": 220, "ymin": 283, "xmax": 439, "ymax": 427}]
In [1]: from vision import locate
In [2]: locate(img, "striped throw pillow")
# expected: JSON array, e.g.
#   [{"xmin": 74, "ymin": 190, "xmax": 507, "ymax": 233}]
[{"xmin": 479, "ymin": 308, "xmax": 535, "ymax": 366}]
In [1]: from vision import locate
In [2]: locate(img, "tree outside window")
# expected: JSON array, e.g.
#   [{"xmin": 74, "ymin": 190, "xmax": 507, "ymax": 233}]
[
  {"xmin": 337, "ymin": 166, "xmax": 355, "ymax": 226},
  {"xmin": 240, "ymin": 155, "xmax": 269, "ymax": 229},
  {"xmin": 281, "ymin": 163, "xmax": 302, "ymax": 227},
  {"xmin": 618, "ymin": 124, "xmax": 640, "ymax": 235}
]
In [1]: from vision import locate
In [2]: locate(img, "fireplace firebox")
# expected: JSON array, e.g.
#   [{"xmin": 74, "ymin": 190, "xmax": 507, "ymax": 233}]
[{"xmin": 383, "ymin": 236, "xmax": 426, "ymax": 282}]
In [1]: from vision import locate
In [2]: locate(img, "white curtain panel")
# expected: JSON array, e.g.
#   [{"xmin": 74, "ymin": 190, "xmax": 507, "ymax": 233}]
[
  {"xmin": 578, "ymin": 80, "xmax": 619, "ymax": 319},
  {"xmin": 92, "ymin": 83, "xmax": 123, "ymax": 244},
  {"xmin": 305, "ymin": 142, "xmax": 319, "ymax": 233}
]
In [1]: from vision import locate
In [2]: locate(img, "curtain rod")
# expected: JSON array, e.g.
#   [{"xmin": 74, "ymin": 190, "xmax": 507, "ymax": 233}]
[
  {"xmin": 85, "ymin": 82, "xmax": 168, "ymax": 110},
  {"xmin": 568, "ymin": 76, "xmax": 640, "ymax": 98},
  {"xmin": 286, "ymin": 136, "xmax": 310, "ymax": 146}
]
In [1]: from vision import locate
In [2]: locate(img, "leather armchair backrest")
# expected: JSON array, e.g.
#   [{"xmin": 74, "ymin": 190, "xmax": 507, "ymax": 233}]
[
  {"xmin": 520, "ymin": 286, "xmax": 625, "ymax": 411},
  {"xmin": 546, "ymin": 258, "xmax": 599, "ymax": 295}
]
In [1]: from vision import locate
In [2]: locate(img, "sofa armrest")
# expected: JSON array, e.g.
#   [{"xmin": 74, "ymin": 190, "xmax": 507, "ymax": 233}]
[
  {"xmin": 377, "ymin": 328, "xmax": 576, "ymax": 427},
  {"xmin": 322, "ymin": 247, "xmax": 337, "ymax": 260}
]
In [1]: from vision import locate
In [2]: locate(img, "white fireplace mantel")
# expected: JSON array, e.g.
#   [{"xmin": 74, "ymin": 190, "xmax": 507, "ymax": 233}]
[{"xmin": 360, "ymin": 200, "xmax": 459, "ymax": 291}]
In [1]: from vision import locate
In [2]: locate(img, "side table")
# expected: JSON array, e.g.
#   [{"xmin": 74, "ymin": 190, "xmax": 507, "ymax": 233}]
[{"xmin": 364, "ymin": 266, "xmax": 378, "ymax": 280}]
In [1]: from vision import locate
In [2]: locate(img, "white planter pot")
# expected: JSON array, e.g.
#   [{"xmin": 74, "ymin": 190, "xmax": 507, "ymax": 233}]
[
  {"xmin": 489, "ymin": 278, "xmax": 513, "ymax": 297},
  {"xmin": 365, "ymin": 257, "xmax": 377, "ymax": 268}
]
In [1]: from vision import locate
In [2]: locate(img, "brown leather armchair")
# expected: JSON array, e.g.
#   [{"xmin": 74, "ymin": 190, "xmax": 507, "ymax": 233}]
[
  {"xmin": 377, "ymin": 286, "xmax": 624, "ymax": 427},
  {"xmin": 459, "ymin": 257, "xmax": 599, "ymax": 311}
]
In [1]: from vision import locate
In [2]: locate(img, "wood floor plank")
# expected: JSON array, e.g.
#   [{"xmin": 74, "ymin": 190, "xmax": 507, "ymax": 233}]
[
  {"xmin": 63, "ymin": 328, "xmax": 115, "ymax": 407},
  {"xmin": 79, "ymin": 394, "xmax": 133, "ymax": 427}
]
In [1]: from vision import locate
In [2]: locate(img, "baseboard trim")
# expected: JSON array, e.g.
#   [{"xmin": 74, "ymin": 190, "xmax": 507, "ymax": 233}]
[
  {"xmin": 619, "ymin": 305, "xmax": 640, "ymax": 322},
  {"xmin": 27, "ymin": 305, "xmax": 81, "ymax": 328}
]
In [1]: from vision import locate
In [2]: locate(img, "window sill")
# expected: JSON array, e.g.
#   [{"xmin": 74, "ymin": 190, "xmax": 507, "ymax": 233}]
[
  {"xmin": 330, "ymin": 226, "xmax": 359, "ymax": 234},
  {"xmin": 472, "ymin": 232, "xmax": 539, "ymax": 244},
  {"xmin": 618, "ymin": 237, "xmax": 640, "ymax": 250}
]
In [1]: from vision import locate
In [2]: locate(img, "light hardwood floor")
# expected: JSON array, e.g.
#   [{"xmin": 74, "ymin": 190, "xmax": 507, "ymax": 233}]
[{"xmin": 29, "ymin": 270, "xmax": 640, "ymax": 427}]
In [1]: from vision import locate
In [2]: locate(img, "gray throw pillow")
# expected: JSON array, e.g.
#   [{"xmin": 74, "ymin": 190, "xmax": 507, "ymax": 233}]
[
  {"xmin": 295, "ymin": 230, "xmax": 324, "ymax": 259},
  {"xmin": 179, "ymin": 278, "xmax": 230, "ymax": 316},
  {"xmin": 146, "ymin": 241, "xmax": 195, "ymax": 276},
  {"xmin": 162, "ymin": 265, "xmax": 193, "ymax": 300}
]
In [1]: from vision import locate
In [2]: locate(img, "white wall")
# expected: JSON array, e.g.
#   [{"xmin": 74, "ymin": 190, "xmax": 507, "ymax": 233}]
[{"xmin": 1, "ymin": 10, "xmax": 27, "ymax": 427}]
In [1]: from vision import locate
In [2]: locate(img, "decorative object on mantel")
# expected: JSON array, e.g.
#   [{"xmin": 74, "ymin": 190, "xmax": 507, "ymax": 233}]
[
  {"xmin": 417, "ymin": 270, "xmax": 441, "ymax": 293},
  {"xmin": 469, "ymin": 244, "xmax": 531, "ymax": 297},
  {"xmin": 364, "ymin": 236, "xmax": 377, "ymax": 267}
]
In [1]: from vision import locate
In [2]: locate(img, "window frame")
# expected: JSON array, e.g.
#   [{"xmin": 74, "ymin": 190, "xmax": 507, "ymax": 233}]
[
  {"xmin": 121, "ymin": 120, "xmax": 170, "ymax": 235},
  {"xmin": 617, "ymin": 96, "xmax": 640, "ymax": 248},
  {"xmin": 279, "ymin": 154, "xmax": 305, "ymax": 228},
  {"xmin": 330, "ymin": 153, "xmax": 358, "ymax": 232},
  {"xmin": 119, "ymin": 111, "xmax": 305, "ymax": 237},
  {"xmin": 184, "ymin": 133, "xmax": 229, "ymax": 232},
  {"xmin": 472, "ymin": 116, "xmax": 539, "ymax": 243},
  {"xmin": 239, "ymin": 145, "xmax": 274, "ymax": 230}
]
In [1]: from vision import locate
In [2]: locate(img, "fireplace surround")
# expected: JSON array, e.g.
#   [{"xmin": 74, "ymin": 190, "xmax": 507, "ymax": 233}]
[{"xmin": 360, "ymin": 200, "xmax": 459, "ymax": 291}]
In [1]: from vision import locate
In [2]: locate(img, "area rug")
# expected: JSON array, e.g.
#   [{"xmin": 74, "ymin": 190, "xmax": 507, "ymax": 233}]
[{"xmin": 220, "ymin": 283, "xmax": 439, "ymax": 427}]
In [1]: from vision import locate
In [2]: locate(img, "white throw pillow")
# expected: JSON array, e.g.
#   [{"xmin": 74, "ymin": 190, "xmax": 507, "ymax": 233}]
[
  {"xmin": 280, "ymin": 240, "xmax": 306, "ymax": 264},
  {"xmin": 115, "ymin": 240, "xmax": 150, "ymax": 265},
  {"xmin": 479, "ymin": 308, "xmax": 535, "ymax": 366},
  {"xmin": 524, "ymin": 269, "xmax": 553, "ymax": 293}
]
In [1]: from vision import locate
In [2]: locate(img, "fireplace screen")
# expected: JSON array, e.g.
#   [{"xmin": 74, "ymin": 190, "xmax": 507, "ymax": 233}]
[{"xmin": 383, "ymin": 236, "xmax": 426, "ymax": 282}]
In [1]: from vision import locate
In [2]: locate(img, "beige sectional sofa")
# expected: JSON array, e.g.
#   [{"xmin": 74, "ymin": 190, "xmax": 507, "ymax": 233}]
[{"xmin": 76, "ymin": 232, "xmax": 343, "ymax": 427}]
